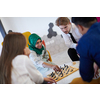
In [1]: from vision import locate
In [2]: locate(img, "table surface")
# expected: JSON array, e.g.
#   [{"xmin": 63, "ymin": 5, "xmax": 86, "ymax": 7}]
[{"xmin": 43, "ymin": 61, "xmax": 81, "ymax": 84}]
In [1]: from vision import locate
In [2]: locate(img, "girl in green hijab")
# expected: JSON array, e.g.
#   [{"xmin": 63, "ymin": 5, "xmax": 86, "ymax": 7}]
[{"xmin": 29, "ymin": 33, "xmax": 61, "ymax": 75}]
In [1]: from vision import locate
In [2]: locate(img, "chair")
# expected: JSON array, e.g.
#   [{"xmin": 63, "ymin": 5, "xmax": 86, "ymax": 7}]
[
  {"xmin": 42, "ymin": 40, "xmax": 52, "ymax": 62},
  {"xmin": 22, "ymin": 32, "xmax": 52, "ymax": 62},
  {"xmin": 1, "ymin": 32, "xmax": 31, "ymax": 47},
  {"xmin": 22, "ymin": 31, "xmax": 31, "ymax": 47},
  {"xmin": 1, "ymin": 42, "xmax": 3, "ymax": 46}
]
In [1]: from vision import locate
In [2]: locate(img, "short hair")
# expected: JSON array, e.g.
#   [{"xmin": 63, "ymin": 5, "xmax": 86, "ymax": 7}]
[
  {"xmin": 55, "ymin": 17, "xmax": 70, "ymax": 26},
  {"xmin": 72, "ymin": 17, "xmax": 97, "ymax": 28}
]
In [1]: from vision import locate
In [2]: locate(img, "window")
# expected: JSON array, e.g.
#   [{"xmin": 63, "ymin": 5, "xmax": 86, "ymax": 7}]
[{"xmin": 0, "ymin": 20, "xmax": 6, "ymax": 55}]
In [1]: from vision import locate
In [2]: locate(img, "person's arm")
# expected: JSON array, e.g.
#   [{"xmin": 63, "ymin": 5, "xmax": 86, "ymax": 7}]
[
  {"xmin": 25, "ymin": 56, "xmax": 57, "ymax": 84},
  {"xmin": 42, "ymin": 62, "xmax": 61, "ymax": 72},
  {"xmin": 76, "ymin": 40, "xmax": 94, "ymax": 82},
  {"xmin": 29, "ymin": 50, "xmax": 61, "ymax": 71},
  {"xmin": 79, "ymin": 57, "xmax": 94, "ymax": 82},
  {"xmin": 62, "ymin": 32, "xmax": 77, "ymax": 49}
]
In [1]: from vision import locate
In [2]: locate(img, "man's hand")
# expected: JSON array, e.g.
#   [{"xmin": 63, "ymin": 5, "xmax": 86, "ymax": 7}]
[{"xmin": 93, "ymin": 63, "xmax": 99, "ymax": 78}]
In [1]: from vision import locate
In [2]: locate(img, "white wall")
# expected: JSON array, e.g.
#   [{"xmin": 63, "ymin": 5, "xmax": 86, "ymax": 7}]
[
  {"xmin": 0, "ymin": 17, "xmax": 71, "ymax": 55},
  {"xmin": 0, "ymin": 17, "xmax": 71, "ymax": 37}
]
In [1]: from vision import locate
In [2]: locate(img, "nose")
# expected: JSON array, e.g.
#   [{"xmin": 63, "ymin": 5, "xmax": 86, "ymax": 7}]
[
  {"xmin": 63, "ymin": 28, "xmax": 66, "ymax": 32},
  {"xmin": 39, "ymin": 42, "xmax": 42, "ymax": 46}
]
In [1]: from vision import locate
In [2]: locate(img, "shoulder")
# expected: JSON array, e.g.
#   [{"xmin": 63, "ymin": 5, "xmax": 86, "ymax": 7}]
[
  {"xmin": 77, "ymin": 34, "xmax": 91, "ymax": 55},
  {"xmin": 30, "ymin": 50, "xmax": 36, "ymax": 54},
  {"xmin": 71, "ymin": 23, "xmax": 80, "ymax": 33},
  {"xmin": 71, "ymin": 23, "xmax": 76, "ymax": 29},
  {"xmin": 12, "ymin": 55, "xmax": 30, "ymax": 64},
  {"xmin": 29, "ymin": 50, "xmax": 37, "ymax": 56},
  {"xmin": 13, "ymin": 55, "xmax": 28, "ymax": 60}
]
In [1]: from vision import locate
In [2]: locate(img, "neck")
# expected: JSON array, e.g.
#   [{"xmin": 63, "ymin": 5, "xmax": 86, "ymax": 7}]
[{"xmin": 82, "ymin": 27, "xmax": 89, "ymax": 35}]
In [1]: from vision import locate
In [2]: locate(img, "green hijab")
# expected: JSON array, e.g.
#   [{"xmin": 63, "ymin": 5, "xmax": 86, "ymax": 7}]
[{"xmin": 28, "ymin": 33, "xmax": 44, "ymax": 55}]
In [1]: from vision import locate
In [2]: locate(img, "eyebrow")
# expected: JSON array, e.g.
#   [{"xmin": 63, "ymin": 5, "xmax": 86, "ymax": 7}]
[{"xmin": 36, "ymin": 40, "xmax": 42, "ymax": 44}]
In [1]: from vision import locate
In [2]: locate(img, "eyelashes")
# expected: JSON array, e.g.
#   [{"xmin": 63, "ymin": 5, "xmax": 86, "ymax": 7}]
[{"xmin": 36, "ymin": 40, "xmax": 42, "ymax": 45}]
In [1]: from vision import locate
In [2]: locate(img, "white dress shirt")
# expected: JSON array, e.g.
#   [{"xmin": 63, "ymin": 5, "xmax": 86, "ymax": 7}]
[
  {"xmin": 11, "ymin": 55, "xmax": 44, "ymax": 84},
  {"xmin": 61, "ymin": 23, "xmax": 82, "ymax": 49}
]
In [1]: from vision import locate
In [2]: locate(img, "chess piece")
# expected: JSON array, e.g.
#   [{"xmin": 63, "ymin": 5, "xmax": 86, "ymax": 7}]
[{"xmin": 66, "ymin": 69, "xmax": 70, "ymax": 74}]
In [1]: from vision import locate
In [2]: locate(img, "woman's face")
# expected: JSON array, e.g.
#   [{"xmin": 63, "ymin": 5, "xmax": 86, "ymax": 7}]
[
  {"xmin": 24, "ymin": 47, "xmax": 30, "ymax": 57},
  {"xmin": 35, "ymin": 39, "xmax": 42, "ymax": 49}
]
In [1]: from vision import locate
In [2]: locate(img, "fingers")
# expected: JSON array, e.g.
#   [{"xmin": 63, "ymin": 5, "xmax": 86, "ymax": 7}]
[
  {"xmin": 94, "ymin": 71, "xmax": 99, "ymax": 78},
  {"xmin": 53, "ymin": 65, "xmax": 61, "ymax": 72},
  {"xmin": 44, "ymin": 77, "xmax": 57, "ymax": 84},
  {"xmin": 47, "ymin": 78, "xmax": 57, "ymax": 84}
]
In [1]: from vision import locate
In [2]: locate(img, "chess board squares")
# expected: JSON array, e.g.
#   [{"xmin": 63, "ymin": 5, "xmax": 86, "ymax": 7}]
[{"xmin": 47, "ymin": 64, "xmax": 79, "ymax": 82}]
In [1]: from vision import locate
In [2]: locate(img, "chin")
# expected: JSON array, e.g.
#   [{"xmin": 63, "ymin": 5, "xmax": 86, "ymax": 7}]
[
  {"xmin": 38, "ymin": 47, "xmax": 42, "ymax": 49},
  {"xmin": 65, "ymin": 32, "xmax": 68, "ymax": 34}
]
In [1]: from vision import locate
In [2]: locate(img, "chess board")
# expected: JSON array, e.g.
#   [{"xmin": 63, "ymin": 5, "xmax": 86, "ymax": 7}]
[{"xmin": 47, "ymin": 64, "xmax": 79, "ymax": 82}]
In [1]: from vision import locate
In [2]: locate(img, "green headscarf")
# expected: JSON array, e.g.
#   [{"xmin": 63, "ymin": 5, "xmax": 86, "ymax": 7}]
[{"xmin": 28, "ymin": 33, "xmax": 44, "ymax": 55}]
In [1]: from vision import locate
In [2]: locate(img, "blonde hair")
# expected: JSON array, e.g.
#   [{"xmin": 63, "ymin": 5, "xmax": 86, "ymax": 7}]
[{"xmin": 55, "ymin": 17, "xmax": 70, "ymax": 26}]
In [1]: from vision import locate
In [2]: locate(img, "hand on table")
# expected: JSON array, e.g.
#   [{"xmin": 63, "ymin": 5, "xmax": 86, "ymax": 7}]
[{"xmin": 44, "ymin": 77, "xmax": 57, "ymax": 84}]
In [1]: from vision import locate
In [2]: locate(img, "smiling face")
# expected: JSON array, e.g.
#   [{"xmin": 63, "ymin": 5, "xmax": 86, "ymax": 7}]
[
  {"xmin": 59, "ymin": 23, "xmax": 71, "ymax": 34},
  {"xmin": 35, "ymin": 39, "xmax": 42, "ymax": 49}
]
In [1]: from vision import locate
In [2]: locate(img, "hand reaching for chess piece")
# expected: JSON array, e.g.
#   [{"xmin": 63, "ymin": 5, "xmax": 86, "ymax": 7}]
[
  {"xmin": 42, "ymin": 62, "xmax": 61, "ymax": 72},
  {"xmin": 52, "ymin": 65, "xmax": 61, "ymax": 72}
]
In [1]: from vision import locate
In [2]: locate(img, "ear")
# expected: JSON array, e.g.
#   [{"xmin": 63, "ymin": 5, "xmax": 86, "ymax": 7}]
[
  {"xmin": 77, "ymin": 25, "xmax": 84, "ymax": 31},
  {"xmin": 69, "ymin": 22, "xmax": 71, "ymax": 25}
]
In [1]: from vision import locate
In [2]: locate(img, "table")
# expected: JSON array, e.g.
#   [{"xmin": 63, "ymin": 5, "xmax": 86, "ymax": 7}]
[{"xmin": 43, "ymin": 61, "xmax": 81, "ymax": 84}]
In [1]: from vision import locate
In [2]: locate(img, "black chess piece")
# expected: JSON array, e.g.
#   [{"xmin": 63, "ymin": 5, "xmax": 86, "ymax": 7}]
[
  {"xmin": 51, "ymin": 72, "xmax": 55, "ymax": 77},
  {"xmin": 64, "ymin": 64, "xmax": 66, "ymax": 68},
  {"xmin": 55, "ymin": 77, "xmax": 58, "ymax": 80},
  {"xmin": 60, "ymin": 71, "xmax": 63, "ymax": 77},
  {"xmin": 70, "ymin": 68, "xmax": 73, "ymax": 72},
  {"xmin": 66, "ymin": 69, "xmax": 70, "ymax": 74}
]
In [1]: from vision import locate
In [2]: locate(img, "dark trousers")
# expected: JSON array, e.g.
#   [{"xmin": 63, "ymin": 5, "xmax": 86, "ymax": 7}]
[{"xmin": 67, "ymin": 48, "xmax": 79, "ymax": 61}]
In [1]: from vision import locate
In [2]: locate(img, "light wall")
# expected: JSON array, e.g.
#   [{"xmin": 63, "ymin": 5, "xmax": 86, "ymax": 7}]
[
  {"xmin": 0, "ymin": 17, "xmax": 71, "ymax": 55},
  {"xmin": 0, "ymin": 17, "xmax": 68, "ymax": 37}
]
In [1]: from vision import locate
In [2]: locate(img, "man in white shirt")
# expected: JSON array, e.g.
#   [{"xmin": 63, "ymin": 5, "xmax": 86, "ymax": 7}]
[{"xmin": 55, "ymin": 17, "xmax": 82, "ymax": 61}]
